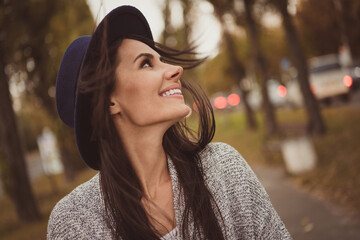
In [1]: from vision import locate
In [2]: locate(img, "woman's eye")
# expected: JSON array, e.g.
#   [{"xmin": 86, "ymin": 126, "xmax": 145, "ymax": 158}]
[{"xmin": 140, "ymin": 59, "xmax": 152, "ymax": 68}]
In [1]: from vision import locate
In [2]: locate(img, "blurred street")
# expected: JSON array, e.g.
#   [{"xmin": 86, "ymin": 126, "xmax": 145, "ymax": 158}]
[
  {"xmin": 327, "ymin": 89, "xmax": 360, "ymax": 109},
  {"xmin": 349, "ymin": 90, "xmax": 360, "ymax": 108},
  {"xmin": 253, "ymin": 165, "xmax": 360, "ymax": 240}
]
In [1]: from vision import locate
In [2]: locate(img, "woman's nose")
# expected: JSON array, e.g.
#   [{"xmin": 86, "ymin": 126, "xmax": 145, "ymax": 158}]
[{"xmin": 164, "ymin": 65, "xmax": 183, "ymax": 81}]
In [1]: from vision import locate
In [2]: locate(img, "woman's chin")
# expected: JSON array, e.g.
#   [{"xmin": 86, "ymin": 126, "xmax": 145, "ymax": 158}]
[
  {"xmin": 177, "ymin": 105, "xmax": 192, "ymax": 119},
  {"xmin": 128, "ymin": 106, "xmax": 191, "ymax": 128},
  {"xmin": 164, "ymin": 105, "xmax": 192, "ymax": 125}
]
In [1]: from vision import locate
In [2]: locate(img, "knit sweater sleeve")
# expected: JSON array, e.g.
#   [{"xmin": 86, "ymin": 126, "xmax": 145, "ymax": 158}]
[
  {"xmin": 47, "ymin": 199, "xmax": 84, "ymax": 239},
  {"xmin": 200, "ymin": 142, "xmax": 292, "ymax": 240},
  {"xmin": 47, "ymin": 174, "xmax": 111, "ymax": 239}
]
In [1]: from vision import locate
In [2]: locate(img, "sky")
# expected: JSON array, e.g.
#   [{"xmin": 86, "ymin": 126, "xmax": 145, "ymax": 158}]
[{"xmin": 86, "ymin": 0, "xmax": 222, "ymax": 56}]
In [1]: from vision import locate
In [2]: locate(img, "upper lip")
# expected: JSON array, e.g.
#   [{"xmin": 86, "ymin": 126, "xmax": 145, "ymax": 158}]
[{"xmin": 159, "ymin": 83, "xmax": 181, "ymax": 95}]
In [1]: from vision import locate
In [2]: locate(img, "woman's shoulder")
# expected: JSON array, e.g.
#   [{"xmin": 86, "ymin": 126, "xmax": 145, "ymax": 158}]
[
  {"xmin": 199, "ymin": 142, "xmax": 247, "ymax": 172},
  {"xmin": 198, "ymin": 142, "xmax": 259, "ymax": 188},
  {"xmin": 51, "ymin": 173, "xmax": 101, "ymax": 211},
  {"xmin": 200, "ymin": 142, "xmax": 241, "ymax": 157},
  {"xmin": 199, "ymin": 143, "xmax": 292, "ymax": 239},
  {"xmin": 47, "ymin": 173, "xmax": 107, "ymax": 239}
]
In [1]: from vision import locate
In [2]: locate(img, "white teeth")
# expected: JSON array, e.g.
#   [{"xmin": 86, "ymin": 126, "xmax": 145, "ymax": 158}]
[{"xmin": 161, "ymin": 89, "xmax": 182, "ymax": 97}]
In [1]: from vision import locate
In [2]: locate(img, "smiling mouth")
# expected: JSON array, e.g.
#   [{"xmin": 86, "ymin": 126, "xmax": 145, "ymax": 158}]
[{"xmin": 161, "ymin": 89, "xmax": 183, "ymax": 97}]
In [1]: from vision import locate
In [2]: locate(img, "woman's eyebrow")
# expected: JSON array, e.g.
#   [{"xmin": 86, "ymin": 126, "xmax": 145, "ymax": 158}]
[{"xmin": 133, "ymin": 53, "xmax": 154, "ymax": 63}]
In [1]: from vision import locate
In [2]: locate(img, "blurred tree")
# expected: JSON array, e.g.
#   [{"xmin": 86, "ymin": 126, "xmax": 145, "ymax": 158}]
[
  {"xmin": 24, "ymin": 0, "xmax": 93, "ymax": 180},
  {"xmin": 296, "ymin": 0, "xmax": 360, "ymax": 59},
  {"xmin": 207, "ymin": 0, "xmax": 258, "ymax": 129},
  {"xmin": 260, "ymin": 26, "xmax": 289, "ymax": 79},
  {"xmin": 339, "ymin": 0, "xmax": 360, "ymax": 59},
  {"xmin": 0, "ymin": 0, "xmax": 92, "ymax": 222},
  {"xmin": 17, "ymin": 96, "xmax": 53, "ymax": 152},
  {"xmin": 241, "ymin": 0, "xmax": 277, "ymax": 134},
  {"xmin": 224, "ymin": 32, "xmax": 257, "ymax": 129},
  {"xmin": 1, "ymin": 0, "xmax": 93, "ymax": 184},
  {"xmin": 198, "ymin": 33, "xmax": 250, "ymax": 93},
  {"xmin": 269, "ymin": 0, "xmax": 326, "ymax": 135},
  {"xmin": 160, "ymin": 0, "xmax": 194, "ymax": 49},
  {"xmin": 0, "ymin": 47, "xmax": 41, "ymax": 222},
  {"xmin": 161, "ymin": 0, "xmax": 173, "ymax": 45},
  {"xmin": 179, "ymin": 0, "xmax": 193, "ymax": 48},
  {"xmin": 296, "ymin": 0, "xmax": 342, "ymax": 57},
  {"xmin": 199, "ymin": 49, "xmax": 235, "ymax": 94}
]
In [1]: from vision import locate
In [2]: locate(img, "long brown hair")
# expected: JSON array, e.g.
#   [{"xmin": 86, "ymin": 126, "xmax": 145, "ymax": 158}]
[{"xmin": 79, "ymin": 34, "xmax": 226, "ymax": 239}]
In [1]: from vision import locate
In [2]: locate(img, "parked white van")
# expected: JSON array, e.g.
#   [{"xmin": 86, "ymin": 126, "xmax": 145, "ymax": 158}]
[
  {"xmin": 309, "ymin": 54, "xmax": 352, "ymax": 102},
  {"xmin": 286, "ymin": 54, "xmax": 354, "ymax": 106}
]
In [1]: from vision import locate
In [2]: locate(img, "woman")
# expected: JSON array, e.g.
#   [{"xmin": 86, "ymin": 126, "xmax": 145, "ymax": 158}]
[{"xmin": 48, "ymin": 5, "xmax": 291, "ymax": 240}]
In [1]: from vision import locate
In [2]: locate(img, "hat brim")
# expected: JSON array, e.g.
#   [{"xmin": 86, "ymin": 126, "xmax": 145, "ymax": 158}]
[{"xmin": 56, "ymin": 36, "xmax": 91, "ymax": 128}]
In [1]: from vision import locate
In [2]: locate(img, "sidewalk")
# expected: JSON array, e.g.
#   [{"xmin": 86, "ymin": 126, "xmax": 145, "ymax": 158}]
[{"xmin": 252, "ymin": 165, "xmax": 360, "ymax": 240}]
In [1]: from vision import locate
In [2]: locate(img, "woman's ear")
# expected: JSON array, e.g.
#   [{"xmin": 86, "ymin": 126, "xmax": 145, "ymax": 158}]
[{"xmin": 109, "ymin": 97, "xmax": 121, "ymax": 116}]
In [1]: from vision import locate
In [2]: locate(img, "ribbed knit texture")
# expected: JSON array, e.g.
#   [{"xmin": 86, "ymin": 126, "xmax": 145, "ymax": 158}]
[{"xmin": 47, "ymin": 142, "xmax": 292, "ymax": 239}]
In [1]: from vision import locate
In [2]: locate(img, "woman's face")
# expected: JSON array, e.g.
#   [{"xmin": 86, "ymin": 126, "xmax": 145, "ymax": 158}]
[{"xmin": 109, "ymin": 39, "xmax": 191, "ymax": 129}]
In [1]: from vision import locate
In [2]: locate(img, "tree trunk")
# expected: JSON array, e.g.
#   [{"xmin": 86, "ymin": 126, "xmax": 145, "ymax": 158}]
[
  {"xmin": 210, "ymin": 1, "xmax": 257, "ymax": 129},
  {"xmin": 0, "ymin": 59, "xmax": 41, "ymax": 222},
  {"xmin": 244, "ymin": 0, "xmax": 278, "ymax": 135},
  {"xmin": 161, "ymin": 0, "xmax": 172, "ymax": 45},
  {"xmin": 181, "ymin": 0, "xmax": 192, "ymax": 47},
  {"xmin": 223, "ymin": 32, "xmax": 258, "ymax": 130},
  {"xmin": 275, "ymin": 0, "xmax": 326, "ymax": 135}
]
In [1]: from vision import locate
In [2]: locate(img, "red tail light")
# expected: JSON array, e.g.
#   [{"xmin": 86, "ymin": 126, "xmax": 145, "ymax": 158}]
[
  {"xmin": 214, "ymin": 97, "xmax": 227, "ymax": 109},
  {"xmin": 310, "ymin": 83, "xmax": 316, "ymax": 94},
  {"xmin": 227, "ymin": 93, "xmax": 240, "ymax": 106},
  {"xmin": 343, "ymin": 75, "xmax": 353, "ymax": 87},
  {"xmin": 277, "ymin": 85, "xmax": 287, "ymax": 97}
]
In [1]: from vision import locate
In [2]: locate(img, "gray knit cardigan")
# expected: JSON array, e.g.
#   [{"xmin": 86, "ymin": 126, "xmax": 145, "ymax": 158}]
[{"xmin": 47, "ymin": 142, "xmax": 292, "ymax": 239}]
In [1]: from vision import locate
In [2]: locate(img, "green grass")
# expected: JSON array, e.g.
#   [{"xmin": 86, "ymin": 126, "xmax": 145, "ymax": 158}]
[
  {"xmin": 0, "ymin": 105, "xmax": 359, "ymax": 239},
  {"xmin": 213, "ymin": 110, "xmax": 270, "ymax": 165}
]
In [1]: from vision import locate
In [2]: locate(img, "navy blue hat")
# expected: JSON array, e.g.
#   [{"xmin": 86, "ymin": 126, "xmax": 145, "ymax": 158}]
[{"xmin": 56, "ymin": 6, "xmax": 153, "ymax": 170}]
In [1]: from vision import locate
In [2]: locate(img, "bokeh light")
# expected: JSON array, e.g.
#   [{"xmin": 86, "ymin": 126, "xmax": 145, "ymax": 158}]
[
  {"xmin": 227, "ymin": 93, "xmax": 240, "ymax": 106},
  {"xmin": 214, "ymin": 96, "xmax": 227, "ymax": 109},
  {"xmin": 343, "ymin": 75, "xmax": 353, "ymax": 87},
  {"xmin": 277, "ymin": 85, "xmax": 287, "ymax": 98}
]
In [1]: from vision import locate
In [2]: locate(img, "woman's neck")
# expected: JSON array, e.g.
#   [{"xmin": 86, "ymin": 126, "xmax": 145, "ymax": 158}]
[{"xmin": 116, "ymin": 125, "xmax": 171, "ymax": 199}]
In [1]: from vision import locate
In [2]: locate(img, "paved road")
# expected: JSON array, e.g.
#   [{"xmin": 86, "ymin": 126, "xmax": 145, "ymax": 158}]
[
  {"xmin": 252, "ymin": 165, "xmax": 360, "ymax": 240},
  {"xmin": 330, "ymin": 89, "xmax": 360, "ymax": 108},
  {"xmin": 350, "ymin": 89, "xmax": 360, "ymax": 108}
]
